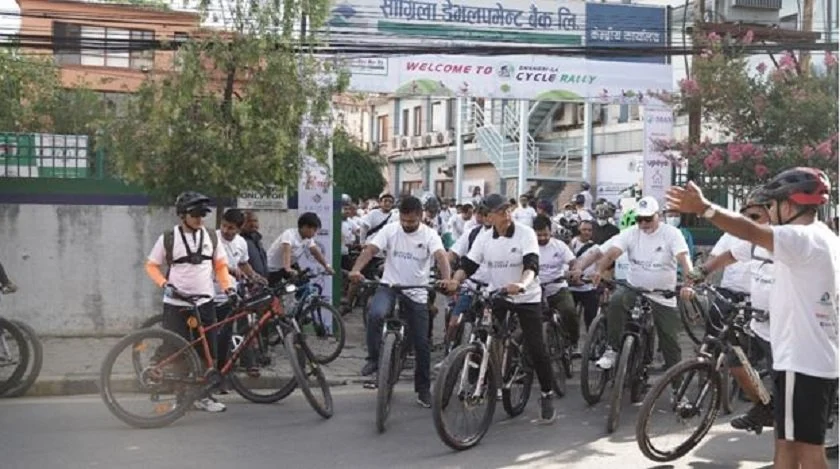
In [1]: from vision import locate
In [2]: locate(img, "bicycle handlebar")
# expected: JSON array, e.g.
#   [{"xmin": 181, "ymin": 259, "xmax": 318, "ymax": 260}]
[{"xmin": 603, "ymin": 278, "xmax": 676, "ymax": 299}]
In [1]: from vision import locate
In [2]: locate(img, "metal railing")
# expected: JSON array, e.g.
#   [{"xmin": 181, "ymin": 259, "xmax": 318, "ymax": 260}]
[{"xmin": 1, "ymin": 132, "xmax": 106, "ymax": 179}]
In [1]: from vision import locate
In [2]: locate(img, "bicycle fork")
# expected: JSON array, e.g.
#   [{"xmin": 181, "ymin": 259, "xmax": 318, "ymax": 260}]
[{"xmin": 459, "ymin": 336, "xmax": 492, "ymax": 400}]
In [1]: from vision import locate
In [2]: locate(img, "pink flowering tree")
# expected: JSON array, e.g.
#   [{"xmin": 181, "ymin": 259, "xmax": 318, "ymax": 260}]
[{"xmin": 660, "ymin": 31, "xmax": 838, "ymax": 203}]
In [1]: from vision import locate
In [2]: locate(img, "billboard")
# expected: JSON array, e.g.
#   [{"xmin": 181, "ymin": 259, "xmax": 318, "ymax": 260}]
[
  {"xmin": 327, "ymin": 0, "xmax": 585, "ymax": 48},
  {"xmin": 585, "ymin": 3, "xmax": 668, "ymax": 64},
  {"xmin": 345, "ymin": 54, "xmax": 672, "ymax": 102}
]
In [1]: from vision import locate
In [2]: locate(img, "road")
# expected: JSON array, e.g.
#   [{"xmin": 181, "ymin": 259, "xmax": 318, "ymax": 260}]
[{"xmin": 1, "ymin": 380, "xmax": 812, "ymax": 469}]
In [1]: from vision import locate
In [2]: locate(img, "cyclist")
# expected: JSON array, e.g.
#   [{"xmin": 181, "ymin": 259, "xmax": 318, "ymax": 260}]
[
  {"xmin": 534, "ymin": 215, "xmax": 580, "ymax": 347},
  {"xmin": 348, "ymin": 196, "xmax": 451, "ymax": 408},
  {"xmin": 574, "ymin": 196, "xmax": 694, "ymax": 372},
  {"xmin": 668, "ymin": 167, "xmax": 838, "ymax": 469},
  {"xmin": 688, "ymin": 188, "xmax": 775, "ymax": 431},
  {"xmin": 144, "ymin": 191, "xmax": 235, "ymax": 413},
  {"xmin": 266, "ymin": 212, "xmax": 334, "ymax": 285},
  {"xmin": 568, "ymin": 220, "xmax": 600, "ymax": 331},
  {"xmin": 592, "ymin": 201, "xmax": 620, "ymax": 245},
  {"xmin": 512, "ymin": 193, "xmax": 537, "ymax": 227},
  {"xmin": 0, "ymin": 259, "xmax": 17, "ymax": 293},
  {"xmin": 443, "ymin": 193, "xmax": 558, "ymax": 424}
]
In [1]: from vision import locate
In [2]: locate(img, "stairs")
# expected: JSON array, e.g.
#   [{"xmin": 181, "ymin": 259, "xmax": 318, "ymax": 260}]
[
  {"xmin": 528, "ymin": 101, "xmax": 563, "ymax": 137},
  {"xmin": 471, "ymin": 102, "xmax": 537, "ymax": 180}
]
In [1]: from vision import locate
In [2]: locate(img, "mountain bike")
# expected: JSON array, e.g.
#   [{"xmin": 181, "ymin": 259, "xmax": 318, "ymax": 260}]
[
  {"xmin": 580, "ymin": 286, "xmax": 612, "ymax": 406},
  {"xmin": 540, "ymin": 276, "xmax": 591, "ymax": 398},
  {"xmin": 101, "ymin": 282, "xmax": 332, "ymax": 428},
  {"xmin": 2, "ymin": 319, "xmax": 43, "ymax": 398},
  {"xmin": 442, "ymin": 280, "xmax": 488, "ymax": 357},
  {"xmin": 432, "ymin": 285, "xmax": 533, "ymax": 451},
  {"xmin": 0, "ymin": 292, "xmax": 30, "ymax": 397},
  {"xmin": 635, "ymin": 283, "xmax": 770, "ymax": 462}
]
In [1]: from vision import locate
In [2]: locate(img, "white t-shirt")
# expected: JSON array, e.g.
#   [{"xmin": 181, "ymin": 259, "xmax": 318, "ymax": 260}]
[
  {"xmin": 539, "ymin": 238, "xmax": 575, "ymax": 297},
  {"xmin": 361, "ymin": 209, "xmax": 396, "ymax": 242},
  {"xmin": 711, "ymin": 233, "xmax": 752, "ymax": 293},
  {"xmin": 369, "ymin": 222, "xmax": 444, "ymax": 303},
  {"xmin": 467, "ymin": 222, "xmax": 542, "ymax": 304},
  {"xmin": 512, "ymin": 206, "xmax": 537, "ymax": 227},
  {"xmin": 148, "ymin": 225, "xmax": 227, "ymax": 307},
  {"xmin": 731, "ymin": 241, "xmax": 773, "ymax": 341},
  {"xmin": 768, "ymin": 222, "xmax": 839, "ymax": 378},
  {"xmin": 267, "ymin": 228, "xmax": 314, "ymax": 272},
  {"xmin": 463, "ymin": 217, "xmax": 478, "ymax": 234},
  {"xmin": 341, "ymin": 219, "xmax": 356, "ymax": 255},
  {"xmin": 569, "ymin": 237, "xmax": 598, "ymax": 292},
  {"xmin": 215, "ymin": 231, "xmax": 249, "ymax": 300},
  {"xmin": 451, "ymin": 225, "xmax": 490, "ymax": 286},
  {"xmin": 449, "ymin": 216, "xmax": 468, "ymax": 240},
  {"xmin": 611, "ymin": 224, "xmax": 689, "ymax": 307}
]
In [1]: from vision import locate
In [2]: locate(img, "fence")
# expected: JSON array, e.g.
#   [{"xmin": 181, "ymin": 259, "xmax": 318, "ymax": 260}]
[{"xmin": 0, "ymin": 132, "xmax": 107, "ymax": 180}]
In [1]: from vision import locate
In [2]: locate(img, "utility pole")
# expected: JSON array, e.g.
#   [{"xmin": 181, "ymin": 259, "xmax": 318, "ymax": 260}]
[
  {"xmin": 687, "ymin": 0, "xmax": 705, "ymax": 145},
  {"xmin": 800, "ymin": 0, "xmax": 814, "ymax": 72}
]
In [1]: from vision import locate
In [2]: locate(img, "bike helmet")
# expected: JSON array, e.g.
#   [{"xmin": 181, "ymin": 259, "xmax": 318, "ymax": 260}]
[
  {"xmin": 594, "ymin": 201, "xmax": 616, "ymax": 219},
  {"xmin": 341, "ymin": 193, "xmax": 352, "ymax": 206},
  {"xmin": 536, "ymin": 199, "xmax": 554, "ymax": 216},
  {"xmin": 175, "ymin": 191, "xmax": 212, "ymax": 216},
  {"xmin": 740, "ymin": 187, "xmax": 771, "ymax": 212},
  {"xmin": 762, "ymin": 167, "xmax": 830, "ymax": 206},
  {"xmin": 619, "ymin": 208, "xmax": 637, "ymax": 230}
]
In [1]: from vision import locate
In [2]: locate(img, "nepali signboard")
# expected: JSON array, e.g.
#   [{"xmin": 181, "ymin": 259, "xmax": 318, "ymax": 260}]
[
  {"xmin": 327, "ymin": 0, "xmax": 586, "ymax": 48},
  {"xmin": 585, "ymin": 2, "xmax": 669, "ymax": 64},
  {"xmin": 345, "ymin": 54, "xmax": 672, "ymax": 101}
]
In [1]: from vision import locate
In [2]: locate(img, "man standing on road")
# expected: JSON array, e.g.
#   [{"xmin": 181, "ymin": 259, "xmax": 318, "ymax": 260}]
[
  {"xmin": 240, "ymin": 211, "xmax": 269, "ymax": 280},
  {"xmin": 349, "ymin": 196, "xmax": 451, "ymax": 408},
  {"xmin": 668, "ymin": 168, "xmax": 838, "ymax": 469},
  {"xmin": 512, "ymin": 194, "xmax": 537, "ymax": 227}
]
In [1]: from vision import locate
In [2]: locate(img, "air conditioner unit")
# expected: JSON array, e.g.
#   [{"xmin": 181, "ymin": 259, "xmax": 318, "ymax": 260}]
[
  {"xmin": 446, "ymin": 129, "xmax": 455, "ymax": 142},
  {"xmin": 576, "ymin": 104, "xmax": 604, "ymax": 124},
  {"xmin": 552, "ymin": 104, "xmax": 576, "ymax": 128},
  {"xmin": 392, "ymin": 136, "xmax": 401, "ymax": 149},
  {"xmin": 412, "ymin": 136, "xmax": 424, "ymax": 148},
  {"xmin": 423, "ymin": 133, "xmax": 434, "ymax": 147},
  {"xmin": 714, "ymin": 0, "xmax": 781, "ymax": 24},
  {"xmin": 435, "ymin": 131, "xmax": 447, "ymax": 146},
  {"xmin": 400, "ymin": 137, "xmax": 410, "ymax": 149}
]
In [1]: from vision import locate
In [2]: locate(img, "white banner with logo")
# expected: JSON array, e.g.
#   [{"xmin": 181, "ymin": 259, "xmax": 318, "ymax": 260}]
[
  {"xmin": 344, "ymin": 54, "xmax": 672, "ymax": 101},
  {"xmin": 642, "ymin": 106, "xmax": 674, "ymax": 209}
]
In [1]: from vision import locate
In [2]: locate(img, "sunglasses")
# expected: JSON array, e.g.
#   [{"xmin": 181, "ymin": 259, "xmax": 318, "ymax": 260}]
[
  {"xmin": 187, "ymin": 209, "xmax": 208, "ymax": 218},
  {"xmin": 635, "ymin": 216, "xmax": 654, "ymax": 223}
]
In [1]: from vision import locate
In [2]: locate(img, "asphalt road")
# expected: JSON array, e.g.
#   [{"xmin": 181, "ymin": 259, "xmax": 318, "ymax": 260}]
[{"xmin": 0, "ymin": 379, "xmax": 815, "ymax": 469}]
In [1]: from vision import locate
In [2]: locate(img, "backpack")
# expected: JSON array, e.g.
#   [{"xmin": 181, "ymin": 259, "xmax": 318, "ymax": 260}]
[{"xmin": 163, "ymin": 227, "xmax": 218, "ymax": 266}]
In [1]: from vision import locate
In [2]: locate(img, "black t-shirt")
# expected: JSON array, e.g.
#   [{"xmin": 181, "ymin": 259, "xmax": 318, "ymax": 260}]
[{"xmin": 592, "ymin": 223, "xmax": 620, "ymax": 245}]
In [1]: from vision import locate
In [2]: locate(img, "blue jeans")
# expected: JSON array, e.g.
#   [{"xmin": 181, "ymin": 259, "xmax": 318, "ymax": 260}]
[
  {"xmin": 366, "ymin": 286, "xmax": 431, "ymax": 393},
  {"xmin": 451, "ymin": 291, "xmax": 475, "ymax": 320}
]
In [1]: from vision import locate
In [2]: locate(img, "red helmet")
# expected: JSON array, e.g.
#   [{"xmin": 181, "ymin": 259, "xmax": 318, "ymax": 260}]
[{"xmin": 762, "ymin": 167, "xmax": 831, "ymax": 206}]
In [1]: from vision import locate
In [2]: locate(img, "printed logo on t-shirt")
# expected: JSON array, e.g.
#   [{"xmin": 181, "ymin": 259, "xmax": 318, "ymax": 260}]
[
  {"xmin": 819, "ymin": 292, "xmax": 832, "ymax": 306},
  {"xmin": 655, "ymin": 246, "xmax": 663, "ymax": 252},
  {"xmin": 510, "ymin": 247, "xmax": 518, "ymax": 253}
]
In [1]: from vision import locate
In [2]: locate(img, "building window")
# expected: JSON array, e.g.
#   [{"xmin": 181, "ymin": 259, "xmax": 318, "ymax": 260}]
[
  {"xmin": 434, "ymin": 180, "xmax": 454, "ymax": 199},
  {"xmin": 446, "ymin": 99, "xmax": 456, "ymax": 130},
  {"xmin": 402, "ymin": 109, "xmax": 409, "ymax": 136},
  {"xmin": 376, "ymin": 115, "xmax": 388, "ymax": 143},
  {"xmin": 431, "ymin": 101, "xmax": 442, "ymax": 132},
  {"xmin": 413, "ymin": 106, "xmax": 422, "ymax": 136},
  {"xmin": 401, "ymin": 180, "xmax": 422, "ymax": 195},
  {"xmin": 173, "ymin": 32, "xmax": 189, "ymax": 71},
  {"xmin": 52, "ymin": 22, "xmax": 155, "ymax": 70}
]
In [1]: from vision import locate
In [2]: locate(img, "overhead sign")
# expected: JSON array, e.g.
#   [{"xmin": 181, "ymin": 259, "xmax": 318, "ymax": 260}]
[
  {"xmin": 345, "ymin": 54, "xmax": 672, "ymax": 102},
  {"xmin": 642, "ymin": 106, "xmax": 674, "ymax": 208},
  {"xmin": 585, "ymin": 3, "xmax": 668, "ymax": 64},
  {"xmin": 327, "ymin": 0, "xmax": 585, "ymax": 47}
]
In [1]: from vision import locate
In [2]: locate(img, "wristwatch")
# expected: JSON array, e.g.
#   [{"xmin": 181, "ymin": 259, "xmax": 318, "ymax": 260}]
[{"xmin": 701, "ymin": 204, "xmax": 717, "ymax": 219}]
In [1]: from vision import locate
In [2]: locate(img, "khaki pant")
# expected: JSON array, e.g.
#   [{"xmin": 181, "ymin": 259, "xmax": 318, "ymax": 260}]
[{"xmin": 546, "ymin": 288, "xmax": 579, "ymax": 344}]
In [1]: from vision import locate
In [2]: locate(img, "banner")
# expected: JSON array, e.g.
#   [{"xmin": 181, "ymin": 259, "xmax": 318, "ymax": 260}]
[
  {"xmin": 642, "ymin": 106, "xmax": 674, "ymax": 209},
  {"xmin": 297, "ymin": 143, "xmax": 335, "ymax": 305},
  {"xmin": 585, "ymin": 3, "xmax": 668, "ymax": 64},
  {"xmin": 345, "ymin": 54, "xmax": 672, "ymax": 101}
]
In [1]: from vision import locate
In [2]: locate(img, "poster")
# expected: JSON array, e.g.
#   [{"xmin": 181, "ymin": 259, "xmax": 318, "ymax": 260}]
[{"xmin": 642, "ymin": 106, "xmax": 674, "ymax": 209}]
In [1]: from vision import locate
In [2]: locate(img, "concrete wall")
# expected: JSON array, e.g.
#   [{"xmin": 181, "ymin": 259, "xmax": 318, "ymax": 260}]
[{"xmin": 0, "ymin": 204, "xmax": 298, "ymax": 336}]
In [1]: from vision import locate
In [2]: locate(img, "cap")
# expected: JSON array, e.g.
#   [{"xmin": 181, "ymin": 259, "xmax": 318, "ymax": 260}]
[
  {"xmin": 482, "ymin": 193, "xmax": 509, "ymax": 212},
  {"xmin": 635, "ymin": 196, "xmax": 660, "ymax": 217}
]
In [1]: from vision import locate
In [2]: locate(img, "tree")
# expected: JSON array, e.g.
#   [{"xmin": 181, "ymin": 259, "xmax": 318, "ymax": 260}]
[
  {"xmin": 332, "ymin": 128, "xmax": 386, "ymax": 201},
  {"xmin": 101, "ymin": 0, "xmax": 348, "ymax": 215},
  {"xmin": 658, "ymin": 31, "xmax": 838, "ymax": 202}
]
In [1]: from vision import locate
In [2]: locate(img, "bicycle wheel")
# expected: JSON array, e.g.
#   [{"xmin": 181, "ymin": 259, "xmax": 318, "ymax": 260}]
[
  {"xmin": 826, "ymin": 395, "xmax": 838, "ymax": 459},
  {"xmin": 458, "ymin": 322, "xmax": 474, "ymax": 348},
  {"xmin": 376, "ymin": 332, "xmax": 399, "ymax": 433},
  {"xmin": 299, "ymin": 299, "xmax": 345, "ymax": 364},
  {"xmin": 100, "ymin": 328, "xmax": 202, "ymax": 429},
  {"xmin": 0, "ymin": 317, "xmax": 29, "ymax": 396},
  {"xmin": 3, "ymin": 320, "xmax": 43, "ymax": 398},
  {"xmin": 636, "ymin": 358, "xmax": 722, "ymax": 462},
  {"xmin": 432, "ymin": 343, "xmax": 498, "ymax": 451},
  {"xmin": 580, "ymin": 314, "xmax": 609, "ymax": 406},
  {"xmin": 678, "ymin": 296, "xmax": 707, "ymax": 346},
  {"xmin": 284, "ymin": 331, "xmax": 333, "ymax": 419},
  {"xmin": 719, "ymin": 361, "xmax": 740, "ymax": 415},
  {"xmin": 543, "ymin": 321, "xmax": 566, "ymax": 397},
  {"xmin": 229, "ymin": 319, "xmax": 298, "ymax": 404},
  {"xmin": 501, "ymin": 334, "xmax": 534, "ymax": 418},
  {"xmin": 140, "ymin": 314, "xmax": 163, "ymax": 329},
  {"xmin": 607, "ymin": 335, "xmax": 636, "ymax": 433}
]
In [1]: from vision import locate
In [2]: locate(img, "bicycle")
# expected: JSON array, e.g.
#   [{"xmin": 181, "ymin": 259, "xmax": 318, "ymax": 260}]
[
  {"xmin": 432, "ymin": 285, "xmax": 535, "ymax": 451},
  {"xmin": 635, "ymin": 283, "xmax": 770, "ymax": 462},
  {"xmin": 441, "ymin": 280, "xmax": 488, "ymax": 357},
  {"xmin": 540, "ymin": 276, "xmax": 579, "ymax": 398},
  {"xmin": 0, "ymin": 292, "xmax": 30, "ymax": 397},
  {"xmin": 2, "ymin": 319, "xmax": 43, "ymax": 398},
  {"xmin": 580, "ymin": 285, "xmax": 613, "ymax": 406},
  {"xmin": 100, "ymin": 282, "xmax": 333, "ymax": 428}
]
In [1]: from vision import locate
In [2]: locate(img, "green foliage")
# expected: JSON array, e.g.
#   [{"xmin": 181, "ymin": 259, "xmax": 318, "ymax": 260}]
[
  {"xmin": 101, "ymin": 0, "xmax": 348, "ymax": 206},
  {"xmin": 662, "ymin": 32, "xmax": 838, "ymax": 201},
  {"xmin": 332, "ymin": 128, "xmax": 386, "ymax": 201}
]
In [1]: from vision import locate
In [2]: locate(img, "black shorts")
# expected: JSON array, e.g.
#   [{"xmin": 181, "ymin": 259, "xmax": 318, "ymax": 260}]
[{"xmin": 773, "ymin": 370, "xmax": 838, "ymax": 445}]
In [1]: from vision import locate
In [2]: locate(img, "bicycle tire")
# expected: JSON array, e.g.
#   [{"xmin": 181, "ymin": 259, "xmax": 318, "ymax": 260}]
[
  {"xmin": 719, "ymin": 362, "xmax": 737, "ymax": 415},
  {"xmin": 140, "ymin": 314, "xmax": 163, "ymax": 329},
  {"xmin": 543, "ymin": 321, "xmax": 566, "ymax": 398},
  {"xmin": 99, "ymin": 328, "xmax": 202, "ymax": 429},
  {"xmin": 284, "ymin": 331, "xmax": 333, "ymax": 419},
  {"xmin": 678, "ymin": 296, "xmax": 706, "ymax": 346},
  {"xmin": 826, "ymin": 395, "xmax": 838, "ymax": 459},
  {"xmin": 0, "ymin": 318, "xmax": 29, "ymax": 396},
  {"xmin": 501, "ymin": 334, "xmax": 533, "ymax": 418},
  {"xmin": 299, "ymin": 299, "xmax": 345, "ymax": 364},
  {"xmin": 458, "ymin": 322, "xmax": 474, "ymax": 348},
  {"xmin": 3, "ymin": 320, "xmax": 43, "ymax": 398},
  {"xmin": 580, "ymin": 314, "xmax": 609, "ymax": 406},
  {"xmin": 432, "ymin": 343, "xmax": 498, "ymax": 451},
  {"xmin": 376, "ymin": 332, "xmax": 399, "ymax": 433},
  {"xmin": 229, "ymin": 322, "xmax": 298, "ymax": 404},
  {"xmin": 607, "ymin": 335, "xmax": 635, "ymax": 434},
  {"xmin": 635, "ymin": 358, "xmax": 721, "ymax": 462}
]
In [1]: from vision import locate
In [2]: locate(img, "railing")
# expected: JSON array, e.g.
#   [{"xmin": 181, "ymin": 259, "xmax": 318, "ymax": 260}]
[{"xmin": 0, "ymin": 132, "xmax": 106, "ymax": 179}]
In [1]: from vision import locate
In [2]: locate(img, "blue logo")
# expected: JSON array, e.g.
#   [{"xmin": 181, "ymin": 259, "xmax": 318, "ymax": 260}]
[{"xmin": 329, "ymin": 3, "xmax": 356, "ymax": 27}]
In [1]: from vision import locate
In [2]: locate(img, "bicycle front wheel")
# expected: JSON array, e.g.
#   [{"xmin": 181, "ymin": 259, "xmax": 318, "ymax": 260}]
[
  {"xmin": 432, "ymin": 343, "xmax": 498, "ymax": 451},
  {"xmin": 543, "ymin": 321, "xmax": 567, "ymax": 397},
  {"xmin": 607, "ymin": 335, "xmax": 635, "ymax": 434},
  {"xmin": 284, "ymin": 331, "xmax": 333, "ymax": 419},
  {"xmin": 3, "ymin": 320, "xmax": 43, "ymax": 398},
  {"xmin": 580, "ymin": 314, "xmax": 609, "ymax": 405},
  {"xmin": 635, "ymin": 358, "xmax": 722, "ymax": 462},
  {"xmin": 501, "ymin": 333, "xmax": 534, "ymax": 418},
  {"xmin": 299, "ymin": 299, "xmax": 345, "ymax": 364},
  {"xmin": 0, "ymin": 317, "xmax": 30, "ymax": 396},
  {"xmin": 376, "ymin": 332, "xmax": 399, "ymax": 433}
]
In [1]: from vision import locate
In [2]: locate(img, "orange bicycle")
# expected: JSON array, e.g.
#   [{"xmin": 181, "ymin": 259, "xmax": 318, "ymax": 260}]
[{"xmin": 100, "ymin": 282, "xmax": 333, "ymax": 428}]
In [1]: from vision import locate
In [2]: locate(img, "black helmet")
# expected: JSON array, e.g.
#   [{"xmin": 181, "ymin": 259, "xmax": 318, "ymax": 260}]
[
  {"xmin": 741, "ymin": 187, "xmax": 771, "ymax": 211},
  {"xmin": 581, "ymin": 182, "xmax": 591, "ymax": 191},
  {"xmin": 762, "ymin": 167, "xmax": 831, "ymax": 206},
  {"xmin": 175, "ymin": 191, "xmax": 212, "ymax": 216}
]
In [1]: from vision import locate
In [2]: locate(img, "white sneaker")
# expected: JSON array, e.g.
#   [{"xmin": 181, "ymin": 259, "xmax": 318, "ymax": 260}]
[
  {"xmin": 194, "ymin": 397, "xmax": 226, "ymax": 413},
  {"xmin": 433, "ymin": 360, "xmax": 444, "ymax": 370},
  {"xmin": 596, "ymin": 348, "xmax": 617, "ymax": 370}
]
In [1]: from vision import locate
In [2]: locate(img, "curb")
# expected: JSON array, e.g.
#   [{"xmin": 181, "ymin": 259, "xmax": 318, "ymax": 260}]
[{"xmin": 15, "ymin": 374, "xmax": 356, "ymax": 398}]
